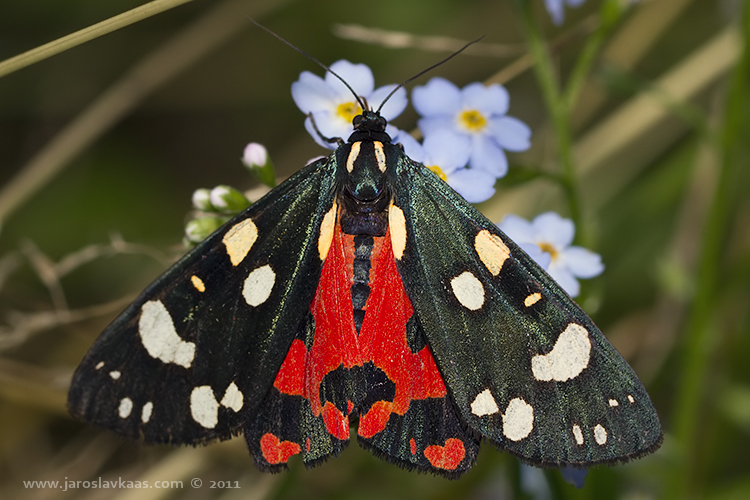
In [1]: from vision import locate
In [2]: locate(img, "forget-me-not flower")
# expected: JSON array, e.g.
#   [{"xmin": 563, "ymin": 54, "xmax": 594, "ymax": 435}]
[
  {"xmin": 544, "ymin": 0, "xmax": 587, "ymax": 25},
  {"xmin": 405, "ymin": 129, "xmax": 496, "ymax": 203},
  {"xmin": 292, "ymin": 60, "xmax": 407, "ymax": 149},
  {"xmin": 412, "ymin": 77, "xmax": 531, "ymax": 178},
  {"xmin": 498, "ymin": 212, "xmax": 603, "ymax": 297}
]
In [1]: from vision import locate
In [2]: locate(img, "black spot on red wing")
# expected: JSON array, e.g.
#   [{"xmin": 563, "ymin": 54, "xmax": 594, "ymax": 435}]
[
  {"xmin": 358, "ymin": 397, "xmax": 479, "ymax": 477},
  {"xmin": 405, "ymin": 314, "xmax": 427, "ymax": 353},
  {"xmin": 299, "ymin": 310, "xmax": 316, "ymax": 351},
  {"xmin": 360, "ymin": 363, "xmax": 397, "ymax": 413},
  {"xmin": 319, "ymin": 364, "xmax": 365, "ymax": 415},
  {"xmin": 245, "ymin": 387, "xmax": 350, "ymax": 470}
]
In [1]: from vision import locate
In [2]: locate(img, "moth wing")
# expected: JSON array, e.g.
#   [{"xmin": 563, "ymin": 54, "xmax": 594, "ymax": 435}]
[
  {"xmin": 68, "ymin": 157, "xmax": 339, "ymax": 445},
  {"xmin": 390, "ymin": 157, "xmax": 662, "ymax": 466}
]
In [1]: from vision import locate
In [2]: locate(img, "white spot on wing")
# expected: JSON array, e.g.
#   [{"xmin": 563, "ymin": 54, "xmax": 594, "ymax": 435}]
[
  {"xmin": 451, "ymin": 271, "xmax": 485, "ymax": 310},
  {"xmin": 191, "ymin": 275, "xmax": 206, "ymax": 292},
  {"xmin": 95, "ymin": 361, "xmax": 104, "ymax": 370},
  {"xmin": 242, "ymin": 265, "xmax": 275, "ymax": 307},
  {"xmin": 190, "ymin": 386, "xmax": 218, "ymax": 429},
  {"xmin": 594, "ymin": 424, "xmax": 607, "ymax": 445},
  {"xmin": 138, "ymin": 300, "xmax": 195, "ymax": 368},
  {"xmin": 628, "ymin": 395, "xmax": 635, "ymax": 403},
  {"xmin": 502, "ymin": 398, "xmax": 534, "ymax": 441},
  {"xmin": 609, "ymin": 398, "xmax": 619, "ymax": 407},
  {"xmin": 318, "ymin": 203, "xmax": 337, "ymax": 261},
  {"xmin": 118, "ymin": 397, "xmax": 133, "ymax": 419},
  {"xmin": 471, "ymin": 389, "xmax": 499, "ymax": 416},
  {"xmin": 141, "ymin": 402, "xmax": 153, "ymax": 423},
  {"xmin": 531, "ymin": 323, "xmax": 591, "ymax": 382},
  {"xmin": 373, "ymin": 141, "xmax": 387, "ymax": 172},
  {"xmin": 572, "ymin": 424, "xmax": 584, "ymax": 445},
  {"xmin": 220, "ymin": 382, "xmax": 244, "ymax": 412},
  {"xmin": 346, "ymin": 142, "xmax": 361, "ymax": 173},
  {"xmin": 109, "ymin": 371, "xmax": 121, "ymax": 380},
  {"xmin": 475, "ymin": 230, "xmax": 511, "ymax": 276},
  {"xmin": 222, "ymin": 218, "xmax": 258, "ymax": 266},
  {"xmin": 389, "ymin": 204, "xmax": 407, "ymax": 260},
  {"xmin": 524, "ymin": 292, "xmax": 542, "ymax": 307}
]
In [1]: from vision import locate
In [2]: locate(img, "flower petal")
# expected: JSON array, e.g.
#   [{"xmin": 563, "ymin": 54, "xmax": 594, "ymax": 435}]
[
  {"xmin": 547, "ymin": 264, "xmax": 581, "ymax": 297},
  {"xmin": 498, "ymin": 214, "xmax": 536, "ymax": 243},
  {"xmin": 292, "ymin": 71, "xmax": 338, "ymax": 113},
  {"xmin": 304, "ymin": 116, "xmax": 339, "ymax": 150},
  {"xmin": 446, "ymin": 168, "xmax": 496, "ymax": 203},
  {"xmin": 462, "ymin": 82, "xmax": 509, "ymax": 116},
  {"xmin": 422, "ymin": 130, "xmax": 471, "ymax": 173},
  {"xmin": 370, "ymin": 84, "xmax": 407, "ymax": 121},
  {"xmin": 533, "ymin": 212, "xmax": 574, "ymax": 248},
  {"xmin": 417, "ymin": 116, "xmax": 458, "ymax": 137},
  {"xmin": 560, "ymin": 246, "xmax": 604, "ymax": 278},
  {"xmin": 519, "ymin": 242, "xmax": 552, "ymax": 270},
  {"xmin": 326, "ymin": 60, "xmax": 374, "ymax": 99},
  {"xmin": 489, "ymin": 116, "xmax": 532, "ymax": 152},
  {"xmin": 544, "ymin": 0, "xmax": 565, "ymax": 25},
  {"xmin": 470, "ymin": 135, "xmax": 508, "ymax": 177},
  {"xmin": 412, "ymin": 77, "xmax": 461, "ymax": 118},
  {"xmin": 389, "ymin": 127, "xmax": 422, "ymax": 159}
]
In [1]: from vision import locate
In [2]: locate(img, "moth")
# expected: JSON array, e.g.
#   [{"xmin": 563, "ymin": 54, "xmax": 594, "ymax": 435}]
[{"xmin": 68, "ymin": 65, "xmax": 661, "ymax": 478}]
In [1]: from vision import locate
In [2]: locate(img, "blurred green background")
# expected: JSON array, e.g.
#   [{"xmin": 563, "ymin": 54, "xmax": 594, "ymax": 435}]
[{"xmin": 1, "ymin": 0, "xmax": 749, "ymax": 498}]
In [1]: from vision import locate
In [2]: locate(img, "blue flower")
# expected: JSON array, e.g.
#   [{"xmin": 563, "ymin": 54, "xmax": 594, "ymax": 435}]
[
  {"xmin": 405, "ymin": 129, "xmax": 496, "ymax": 203},
  {"xmin": 544, "ymin": 0, "xmax": 587, "ymax": 25},
  {"xmin": 498, "ymin": 212, "xmax": 603, "ymax": 297},
  {"xmin": 292, "ymin": 60, "xmax": 407, "ymax": 149},
  {"xmin": 412, "ymin": 77, "xmax": 531, "ymax": 178}
]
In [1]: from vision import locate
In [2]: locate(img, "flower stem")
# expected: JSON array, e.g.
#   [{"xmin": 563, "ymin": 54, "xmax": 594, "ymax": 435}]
[
  {"xmin": 0, "ymin": 0, "xmax": 197, "ymax": 79},
  {"xmin": 513, "ymin": 1, "xmax": 582, "ymax": 238},
  {"xmin": 666, "ymin": 5, "xmax": 750, "ymax": 498}
]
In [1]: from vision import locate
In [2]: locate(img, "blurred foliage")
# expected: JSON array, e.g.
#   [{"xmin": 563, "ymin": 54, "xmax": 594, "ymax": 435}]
[{"xmin": 1, "ymin": 0, "xmax": 749, "ymax": 499}]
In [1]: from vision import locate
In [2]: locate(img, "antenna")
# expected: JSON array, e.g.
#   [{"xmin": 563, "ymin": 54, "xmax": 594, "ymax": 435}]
[
  {"xmin": 376, "ymin": 35, "xmax": 484, "ymax": 114},
  {"xmin": 248, "ymin": 18, "xmax": 368, "ymax": 112},
  {"xmin": 250, "ymin": 19, "xmax": 483, "ymax": 116}
]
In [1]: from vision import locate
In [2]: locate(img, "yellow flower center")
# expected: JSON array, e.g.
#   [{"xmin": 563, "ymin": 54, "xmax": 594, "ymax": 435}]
[
  {"xmin": 459, "ymin": 109, "xmax": 488, "ymax": 132},
  {"xmin": 538, "ymin": 242, "xmax": 559, "ymax": 261},
  {"xmin": 337, "ymin": 101, "xmax": 363, "ymax": 123},
  {"xmin": 428, "ymin": 165, "xmax": 447, "ymax": 182}
]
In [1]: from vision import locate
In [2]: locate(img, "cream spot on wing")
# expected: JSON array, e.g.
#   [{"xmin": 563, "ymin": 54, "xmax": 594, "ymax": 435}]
[
  {"xmin": 572, "ymin": 424, "xmax": 584, "ymax": 445},
  {"xmin": 531, "ymin": 323, "xmax": 591, "ymax": 382},
  {"xmin": 141, "ymin": 402, "xmax": 153, "ymax": 423},
  {"xmin": 594, "ymin": 424, "xmax": 608, "ymax": 445},
  {"xmin": 628, "ymin": 395, "xmax": 635, "ymax": 403},
  {"xmin": 475, "ymin": 230, "xmax": 511, "ymax": 276},
  {"xmin": 190, "ymin": 386, "xmax": 218, "ymax": 429},
  {"xmin": 502, "ymin": 398, "xmax": 534, "ymax": 441},
  {"xmin": 389, "ymin": 204, "xmax": 407, "ymax": 260},
  {"xmin": 138, "ymin": 300, "xmax": 195, "ymax": 368},
  {"xmin": 118, "ymin": 398, "xmax": 133, "ymax": 419},
  {"xmin": 524, "ymin": 292, "xmax": 542, "ymax": 307},
  {"xmin": 373, "ymin": 141, "xmax": 387, "ymax": 172},
  {"xmin": 95, "ymin": 361, "xmax": 104, "ymax": 370},
  {"xmin": 346, "ymin": 142, "xmax": 361, "ymax": 173},
  {"xmin": 471, "ymin": 389, "xmax": 499, "ymax": 416},
  {"xmin": 109, "ymin": 371, "xmax": 121, "ymax": 380},
  {"xmin": 191, "ymin": 275, "xmax": 206, "ymax": 292},
  {"xmin": 243, "ymin": 265, "xmax": 275, "ymax": 307},
  {"xmin": 220, "ymin": 382, "xmax": 244, "ymax": 412},
  {"xmin": 451, "ymin": 271, "xmax": 485, "ymax": 311},
  {"xmin": 222, "ymin": 218, "xmax": 258, "ymax": 266},
  {"xmin": 609, "ymin": 398, "xmax": 619, "ymax": 407},
  {"xmin": 318, "ymin": 203, "xmax": 337, "ymax": 261}
]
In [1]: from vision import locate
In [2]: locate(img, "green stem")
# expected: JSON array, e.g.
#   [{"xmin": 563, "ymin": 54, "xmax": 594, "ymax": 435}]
[
  {"xmin": 667, "ymin": 5, "xmax": 750, "ymax": 499},
  {"xmin": 514, "ymin": 1, "xmax": 581, "ymax": 237},
  {"xmin": 0, "ymin": 0, "xmax": 197, "ymax": 79}
]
